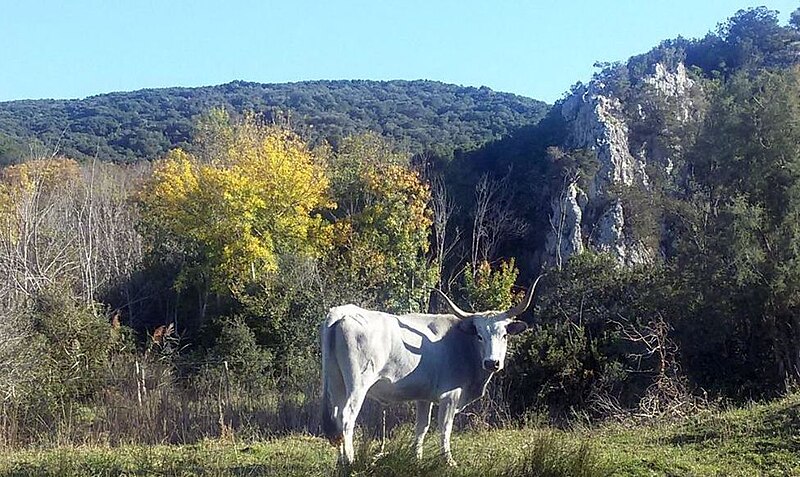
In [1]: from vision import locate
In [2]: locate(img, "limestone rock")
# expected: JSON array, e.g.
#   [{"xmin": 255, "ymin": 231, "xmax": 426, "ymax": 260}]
[
  {"xmin": 545, "ymin": 182, "xmax": 585, "ymax": 268},
  {"xmin": 543, "ymin": 61, "xmax": 700, "ymax": 267},
  {"xmin": 591, "ymin": 200, "xmax": 653, "ymax": 266}
]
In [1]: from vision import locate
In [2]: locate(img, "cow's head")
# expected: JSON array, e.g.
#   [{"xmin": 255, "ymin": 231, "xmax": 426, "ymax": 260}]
[{"xmin": 436, "ymin": 276, "xmax": 542, "ymax": 372}]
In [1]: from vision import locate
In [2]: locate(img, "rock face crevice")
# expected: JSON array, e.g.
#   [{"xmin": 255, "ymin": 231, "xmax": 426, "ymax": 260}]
[
  {"xmin": 545, "ymin": 181, "xmax": 585, "ymax": 269},
  {"xmin": 544, "ymin": 61, "xmax": 700, "ymax": 267}
]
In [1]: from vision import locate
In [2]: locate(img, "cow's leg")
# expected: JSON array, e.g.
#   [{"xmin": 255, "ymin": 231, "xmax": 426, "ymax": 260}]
[
  {"xmin": 414, "ymin": 400, "xmax": 433, "ymax": 459},
  {"xmin": 325, "ymin": 361, "xmax": 347, "ymax": 452},
  {"xmin": 340, "ymin": 384, "xmax": 370, "ymax": 464},
  {"xmin": 337, "ymin": 353, "xmax": 373, "ymax": 465},
  {"xmin": 437, "ymin": 395, "xmax": 458, "ymax": 466},
  {"xmin": 333, "ymin": 320, "xmax": 375, "ymax": 465}
]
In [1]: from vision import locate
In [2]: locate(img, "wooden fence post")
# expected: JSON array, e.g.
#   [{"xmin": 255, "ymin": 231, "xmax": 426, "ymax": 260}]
[
  {"xmin": 223, "ymin": 360, "xmax": 232, "ymax": 410},
  {"xmin": 135, "ymin": 360, "xmax": 142, "ymax": 406},
  {"xmin": 140, "ymin": 360, "xmax": 147, "ymax": 398}
]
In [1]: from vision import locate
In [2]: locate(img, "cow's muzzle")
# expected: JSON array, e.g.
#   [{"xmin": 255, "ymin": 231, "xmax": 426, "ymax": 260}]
[{"xmin": 483, "ymin": 359, "xmax": 501, "ymax": 372}]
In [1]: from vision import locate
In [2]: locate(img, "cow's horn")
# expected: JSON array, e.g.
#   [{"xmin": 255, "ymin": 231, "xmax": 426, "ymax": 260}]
[
  {"xmin": 506, "ymin": 275, "xmax": 544, "ymax": 319},
  {"xmin": 433, "ymin": 289, "xmax": 471, "ymax": 319}
]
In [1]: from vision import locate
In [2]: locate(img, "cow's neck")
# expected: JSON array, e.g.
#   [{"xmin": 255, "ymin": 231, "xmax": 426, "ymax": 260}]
[
  {"xmin": 459, "ymin": 348, "xmax": 496, "ymax": 408},
  {"xmin": 469, "ymin": 369, "xmax": 494, "ymax": 404}
]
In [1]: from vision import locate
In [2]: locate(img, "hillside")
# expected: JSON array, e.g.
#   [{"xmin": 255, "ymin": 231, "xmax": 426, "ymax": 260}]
[
  {"xmin": 430, "ymin": 6, "xmax": 800, "ymax": 408},
  {"xmin": 445, "ymin": 7, "xmax": 800, "ymax": 273},
  {"xmin": 0, "ymin": 80, "xmax": 548, "ymax": 164}
]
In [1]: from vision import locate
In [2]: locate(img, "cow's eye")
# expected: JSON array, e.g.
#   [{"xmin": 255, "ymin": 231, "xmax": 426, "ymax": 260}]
[{"xmin": 476, "ymin": 335, "xmax": 484, "ymax": 342}]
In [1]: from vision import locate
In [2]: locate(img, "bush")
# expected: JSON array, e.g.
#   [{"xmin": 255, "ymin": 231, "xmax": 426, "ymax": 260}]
[
  {"xmin": 463, "ymin": 259, "xmax": 520, "ymax": 311},
  {"xmin": 207, "ymin": 316, "xmax": 273, "ymax": 388},
  {"xmin": 28, "ymin": 289, "xmax": 120, "ymax": 402},
  {"xmin": 506, "ymin": 253, "xmax": 678, "ymax": 419},
  {"xmin": 1, "ymin": 288, "xmax": 131, "ymax": 445}
]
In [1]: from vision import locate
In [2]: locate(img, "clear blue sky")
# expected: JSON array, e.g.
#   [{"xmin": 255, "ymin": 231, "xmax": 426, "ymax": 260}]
[{"xmin": 1, "ymin": 1, "xmax": 797, "ymax": 103}]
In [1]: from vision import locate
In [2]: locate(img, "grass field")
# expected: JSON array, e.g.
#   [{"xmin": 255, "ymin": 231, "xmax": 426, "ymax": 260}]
[{"xmin": 1, "ymin": 394, "xmax": 798, "ymax": 476}]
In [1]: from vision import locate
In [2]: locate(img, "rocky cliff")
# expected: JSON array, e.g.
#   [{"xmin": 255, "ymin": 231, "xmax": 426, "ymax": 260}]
[{"xmin": 545, "ymin": 61, "xmax": 702, "ymax": 267}]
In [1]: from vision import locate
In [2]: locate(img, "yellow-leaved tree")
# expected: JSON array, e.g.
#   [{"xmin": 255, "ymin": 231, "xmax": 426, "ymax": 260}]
[{"xmin": 138, "ymin": 109, "xmax": 333, "ymax": 296}]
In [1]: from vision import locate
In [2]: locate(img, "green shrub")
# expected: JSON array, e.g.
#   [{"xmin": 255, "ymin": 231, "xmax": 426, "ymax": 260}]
[
  {"xmin": 208, "ymin": 316, "xmax": 273, "ymax": 387},
  {"xmin": 463, "ymin": 259, "xmax": 520, "ymax": 311},
  {"xmin": 0, "ymin": 287, "xmax": 132, "ymax": 445},
  {"xmin": 28, "ymin": 288, "xmax": 118, "ymax": 402},
  {"xmin": 506, "ymin": 253, "xmax": 675, "ymax": 418}
]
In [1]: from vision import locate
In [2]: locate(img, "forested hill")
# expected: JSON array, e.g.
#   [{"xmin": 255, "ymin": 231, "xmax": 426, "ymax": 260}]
[{"xmin": 0, "ymin": 79, "xmax": 548, "ymax": 164}]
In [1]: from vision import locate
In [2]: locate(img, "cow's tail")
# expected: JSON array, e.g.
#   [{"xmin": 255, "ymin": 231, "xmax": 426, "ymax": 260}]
[{"xmin": 321, "ymin": 311, "xmax": 344, "ymax": 446}]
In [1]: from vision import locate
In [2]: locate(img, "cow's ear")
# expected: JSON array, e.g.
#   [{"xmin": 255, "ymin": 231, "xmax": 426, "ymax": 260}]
[
  {"xmin": 506, "ymin": 321, "xmax": 528, "ymax": 335},
  {"xmin": 458, "ymin": 319, "xmax": 477, "ymax": 335}
]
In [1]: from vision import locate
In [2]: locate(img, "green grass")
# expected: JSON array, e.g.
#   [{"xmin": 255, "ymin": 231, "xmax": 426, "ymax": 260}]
[
  {"xmin": 0, "ymin": 436, "xmax": 333, "ymax": 476},
  {"xmin": 594, "ymin": 393, "xmax": 800, "ymax": 476},
  {"xmin": 2, "ymin": 394, "xmax": 799, "ymax": 477}
]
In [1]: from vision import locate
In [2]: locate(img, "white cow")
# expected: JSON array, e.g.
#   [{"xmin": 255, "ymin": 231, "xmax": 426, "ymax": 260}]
[{"xmin": 320, "ymin": 279, "xmax": 540, "ymax": 465}]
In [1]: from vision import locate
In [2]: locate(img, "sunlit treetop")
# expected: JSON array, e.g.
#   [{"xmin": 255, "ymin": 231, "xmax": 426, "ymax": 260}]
[{"xmin": 138, "ymin": 109, "xmax": 333, "ymax": 293}]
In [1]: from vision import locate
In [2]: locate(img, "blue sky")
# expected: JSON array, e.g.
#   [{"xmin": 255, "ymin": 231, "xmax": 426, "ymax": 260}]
[{"xmin": 1, "ymin": 1, "xmax": 797, "ymax": 103}]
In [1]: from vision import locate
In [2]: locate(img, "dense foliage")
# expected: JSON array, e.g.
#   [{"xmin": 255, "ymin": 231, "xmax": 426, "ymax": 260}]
[
  {"xmin": 327, "ymin": 133, "xmax": 436, "ymax": 312},
  {"xmin": 0, "ymin": 80, "xmax": 548, "ymax": 165},
  {"xmin": 138, "ymin": 109, "xmax": 333, "ymax": 294}
]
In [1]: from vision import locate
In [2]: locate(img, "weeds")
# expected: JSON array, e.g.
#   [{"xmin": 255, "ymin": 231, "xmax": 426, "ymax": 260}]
[
  {"xmin": 341, "ymin": 430, "xmax": 443, "ymax": 477},
  {"xmin": 500, "ymin": 434, "xmax": 610, "ymax": 477},
  {"xmin": 331, "ymin": 427, "xmax": 609, "ymax": 477}
]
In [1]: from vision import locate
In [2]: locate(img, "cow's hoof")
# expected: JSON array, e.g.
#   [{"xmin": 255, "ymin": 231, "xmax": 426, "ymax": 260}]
[{"xmin": 444, "ymin": 456, "xmax": 457, "ymax": 467}]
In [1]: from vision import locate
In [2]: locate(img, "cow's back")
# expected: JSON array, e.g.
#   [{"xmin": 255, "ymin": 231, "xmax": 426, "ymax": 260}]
[
  {"xmin": 333, "ymin": 305, "xmax": 397, "ymax": 373},
  {"xmin": 323, "ymin": 305, "xmax": 479, "ymax": 403}
]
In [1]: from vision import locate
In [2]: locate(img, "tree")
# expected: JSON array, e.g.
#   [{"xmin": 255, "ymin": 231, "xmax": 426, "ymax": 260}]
[
  {"xmin": 790, "ymin": 7, "xmax": 800, "ymax": 31},
  {"xmin": 328, "ymin": 134, "xmax": 435, "ymax": 312},
  {"xmin": 137, "ymin": 110, "xmax": 333, "ymax": 299},
  {"xmin": 470, "ymin": 172, "xmax": 528, "ymax": 269},
  {"xmin": 463, "ymin": 259, "xmax": 520, "ymax": 311},
  {"xmin": 0, "ymin": 81, "xmax": 548, "ymax": 163},
  {"xmin": 427, "ymin": 169, "xmax": 461, "ymax": 291},
  {"xmin": 0, "ymin": 159, "xmax": 78, "ymax": 309},
  {"xmin": 673, "ymin": 66, "xmax": 800, "ymax": 394},
  {"xmin": 717, "ymin": 7, "xmax": 792, "ymax": 71}
]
